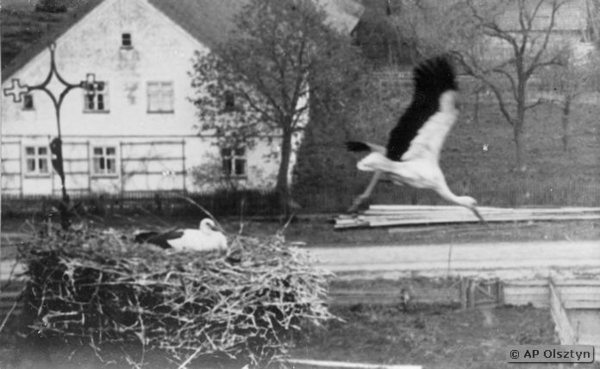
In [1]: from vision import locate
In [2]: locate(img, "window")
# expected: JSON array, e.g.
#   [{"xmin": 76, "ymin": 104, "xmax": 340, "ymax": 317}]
[
  {"xmin": 23, "ymin": 94, "xmax": 34, "ymax": 110},
  {"xmin": 24, "ymin": 146, "xmax": 49, "ymax": 175},
  {"xmin": 122, "ymin": 33, "xmax": 132, "ymax": 48},
  {"xmin": 221, "ymin": 147, "xmax": 246, "ymax": 177},
  {"xmin": 147, "ymin": 81, "xmax": 174, "ymax": 113},
  {"xmin": 84, "ymin": 81, "xmax": 109, "ymax": 112},
  {"xmin": 92, "ymin": 146, "xmax": 117, "ymax": 176},
  {"xmin": 224, "ymin": 90, "xmax": 235, "ymax": 112}
]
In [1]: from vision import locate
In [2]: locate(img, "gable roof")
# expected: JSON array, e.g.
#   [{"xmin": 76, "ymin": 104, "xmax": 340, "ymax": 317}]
[
  {"xmin": 147, "ymin": 0, "xmax": 244, "ymax": 49},
  {"xmin": 2, "ymin": 0, "xmax": 363, "ymax": 83}
]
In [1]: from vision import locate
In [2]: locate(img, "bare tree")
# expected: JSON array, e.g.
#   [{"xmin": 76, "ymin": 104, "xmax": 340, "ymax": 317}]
[
  {"xmin": 389, "ymin": 0, "xmax": 574, "ymax": 171},
  {"xmin": 457, "ymin": 0, "xmax": 575, "ymax": 171},
  {"xmin": 190, "ymin": 0, "xmax": 362, "ymax": 214},
  {"xmin": 538, "ymin": 48, "xmax": 600, "ymax": 152}
]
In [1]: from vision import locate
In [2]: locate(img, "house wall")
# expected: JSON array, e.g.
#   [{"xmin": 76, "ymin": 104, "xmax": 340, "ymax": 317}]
[
  {"xmin": 1, "ymin": 0, "xmax": 296, "ymax": 196},
  {"xmin": 1, "ymin": 136, "xmax": 282, "ymax": 196}
]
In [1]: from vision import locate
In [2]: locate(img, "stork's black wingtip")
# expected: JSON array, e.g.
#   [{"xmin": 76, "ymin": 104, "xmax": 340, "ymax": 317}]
[
  {"xmin": 414, "ymin": 54, "xmax": 458, "ymax": 92},
  {"xmin": 346, "ymin": 141, "xmax": 371, "ymax": 152}
]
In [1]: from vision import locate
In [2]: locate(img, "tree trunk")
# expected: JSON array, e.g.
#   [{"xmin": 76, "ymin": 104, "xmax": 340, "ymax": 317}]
[
  {"xmin": 473, "ymin": 88, "xmax": 481, "ymax": 125},
  {"xmin": 513, "ymin": 123, "xmax": 527, "ymax": 172},
  {"xmin": 514, "ymin": 81, "xmax": 527, "ymax": 172},
  {"xmin": 276, "ymin": 127, "xmax": 293, "ymax": 216},
  {"xmin": 561, "ymin": 94, "xmax": 572, "ymax": 152}
]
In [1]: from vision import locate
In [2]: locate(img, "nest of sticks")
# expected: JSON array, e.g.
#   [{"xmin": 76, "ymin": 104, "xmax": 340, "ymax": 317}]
[{"xmin": 19, "ymin": 222, "xmax": 335, "ymax": 367}]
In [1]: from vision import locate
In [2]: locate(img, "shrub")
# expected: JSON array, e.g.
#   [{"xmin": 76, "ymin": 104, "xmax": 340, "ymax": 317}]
[{"xmin": 19, "ymin": 223, "xmax": 335, "ymax": 368}]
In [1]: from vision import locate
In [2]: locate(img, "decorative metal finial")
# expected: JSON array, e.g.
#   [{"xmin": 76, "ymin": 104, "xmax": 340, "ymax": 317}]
[
  {"xmin": 2, "ymin": 42, "xmax": 100, "ymax": 230},
  {"xmin": 3, "ymin": 79, "xmax": 29, "ymax": 103}
]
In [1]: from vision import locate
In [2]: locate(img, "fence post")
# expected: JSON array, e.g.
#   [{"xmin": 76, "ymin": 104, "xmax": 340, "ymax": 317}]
[
  {"xmin": 154, "ymin": 193, "xmax": 163, "ymax": 214},
  {"xmin": 460, "ymin": 278, "xmax": 468, "ymax": 310},
  {"xmin": 496, "ymin": 280, "xmax": 504, "ymax": 306}
]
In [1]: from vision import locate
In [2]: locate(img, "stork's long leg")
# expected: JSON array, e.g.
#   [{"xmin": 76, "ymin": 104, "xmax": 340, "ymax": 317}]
[
  {"xmin": 348, "ymin": 171, "xmax": 382, "ymax": 213},
  {"xmin": 471, "ymin": 206, "xmax": 488, "ymax": 225}
]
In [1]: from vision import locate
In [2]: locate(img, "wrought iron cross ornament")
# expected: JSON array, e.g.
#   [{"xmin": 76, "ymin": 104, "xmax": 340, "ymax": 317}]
[{"xmin": 3, "ymin": 42, "xmax": 99, "ymax": 229}]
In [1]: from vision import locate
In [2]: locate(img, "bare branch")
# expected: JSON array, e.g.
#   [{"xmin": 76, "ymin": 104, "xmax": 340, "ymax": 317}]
[
  {"xmin": 524, "ymin": 97, "xmax": 546, "ymax": 110},
  {"xmin": 525, "ymin": 0, "xmax": 568, "ymax": 78}
]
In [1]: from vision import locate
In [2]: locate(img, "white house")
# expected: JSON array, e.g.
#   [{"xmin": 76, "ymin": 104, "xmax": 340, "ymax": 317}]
[{"xmin": 1, "ymin": 0, "xmax": 362, "ymax": 197}]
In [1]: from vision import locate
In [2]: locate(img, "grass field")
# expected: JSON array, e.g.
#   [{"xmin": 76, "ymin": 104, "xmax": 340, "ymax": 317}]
[
  {"xmin": 291, "ymin": 304, "xmax": 564, "ymax": 369},
  {"xmin": 0, "ymin": 301, "xmax": 566, "ymax": 369},
  {"xmin": 295, "ymin": 72, "xmax": 600, "ymax": 211}
]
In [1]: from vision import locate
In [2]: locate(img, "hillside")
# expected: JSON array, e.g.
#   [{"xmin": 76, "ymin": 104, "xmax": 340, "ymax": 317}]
[{"xmin": 1, "ymin": 0, "xmax": 88, "ymax": 70}]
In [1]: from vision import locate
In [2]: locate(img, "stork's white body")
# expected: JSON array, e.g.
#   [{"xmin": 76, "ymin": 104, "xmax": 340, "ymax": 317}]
[
  {"xmin": 167, "ymin": 227, "xmax": 228, "ymax": 252},
  {"xmin": 347, "ymin": 57, "xmax": 485, "ymax": 222},
  {"xmin": 136, "ymin": 218, "xmax": 228, "ymax": 252}
]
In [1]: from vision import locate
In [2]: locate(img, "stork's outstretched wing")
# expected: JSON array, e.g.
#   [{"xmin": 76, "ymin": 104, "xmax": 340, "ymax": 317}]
[{"xmin": 386, "ymin": 56, "xmax": 458, "ymax": 163}]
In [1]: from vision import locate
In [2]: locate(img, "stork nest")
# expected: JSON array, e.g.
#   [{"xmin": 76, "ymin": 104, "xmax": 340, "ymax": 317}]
[{"xmin": 18, "ymin": 222, "xmax": 335, "ymax": 368}]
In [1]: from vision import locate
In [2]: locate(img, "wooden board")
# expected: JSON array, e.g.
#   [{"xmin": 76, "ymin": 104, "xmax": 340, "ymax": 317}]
[
  {"xmin": 335, "ymin": 205, "xmax": 600, "ymax": 229},
  {"xmin": 284, "ymin": 358, "xmax": 421, "ymax": 369},
  {"xmin": 549, "ymin": 277, "xmax": 577, "ymax": 345}
]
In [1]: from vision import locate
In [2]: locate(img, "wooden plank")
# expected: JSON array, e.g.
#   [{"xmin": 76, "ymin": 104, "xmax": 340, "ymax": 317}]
[
  {"xmin": 367, "ymin": 205, "xmax": 600, "ymax": 213},
  {"xmin": 284, "ymin": 358, "xmax": 421, "ymax": 369},
  {"xmin": 368, "ymin": 205, "xmax": 497, "ymax": 211},
  {"xmin": 549, "ymin": 277, "xmax": 577, "ymax": 345},
  {"xmin": 505, "ymin": 280, "xmax": 600, "ymax": 287},
  {"xmin": 370, "ymin": 212, "xmax": 600, "ymax": 221},
  {"xmin": 363, "ymin": 211, "xmax": 600, "ymax": 220},
  {"xmin": 563, "ymin": 300, "xmax": 600, "ymax": 309},
  {"xmin": 337, "ymin": 213, "xmax": 600, "ymax": 228},
  {"xmin": 337, "ymin": 205, "xmax": 600, "ymax": 229}
]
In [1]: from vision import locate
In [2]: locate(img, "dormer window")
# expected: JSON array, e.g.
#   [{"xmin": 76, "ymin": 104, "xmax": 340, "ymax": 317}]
[{"xmin": 122, "ymin": 33, "xmax": 132, "ymax": 48}]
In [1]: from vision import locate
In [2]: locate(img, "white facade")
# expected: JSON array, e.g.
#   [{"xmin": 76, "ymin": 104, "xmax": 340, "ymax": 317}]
[{"xmin": 1, "ymin": 0, "xmax": 297, "ymax": 196}]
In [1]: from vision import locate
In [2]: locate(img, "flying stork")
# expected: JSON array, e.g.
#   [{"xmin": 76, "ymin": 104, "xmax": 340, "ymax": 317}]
[
  {"xmin": 346, "ymin": 55, "xmax": 486, "ymax": 223},
  {"xmin": 134, "ymin": 218, "xmax": 228, "ymax": 252}
]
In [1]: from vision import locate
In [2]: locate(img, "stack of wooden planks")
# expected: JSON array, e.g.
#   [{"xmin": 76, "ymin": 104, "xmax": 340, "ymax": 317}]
[{"xmin": 335, "ymin": 205, "xmax": 600, "ymax": 229}]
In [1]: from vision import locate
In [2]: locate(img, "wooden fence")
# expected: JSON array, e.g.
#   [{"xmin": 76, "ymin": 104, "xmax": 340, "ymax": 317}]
[
  {"xmin": 1, "ymin": 189, "xmax": 281, "ymax": 218},
  {"xmin": 2, "ymin": 181, "xmax": 600, "ymax": 217},
  {"xmin": 503, "ymin": 279, "xmax": 600, "ymax": 309}
]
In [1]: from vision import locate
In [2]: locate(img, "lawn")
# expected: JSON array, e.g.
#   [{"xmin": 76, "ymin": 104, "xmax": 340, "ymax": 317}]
[
  {"xmin": 1, "ymin": 216, "xmax": 599, "ymax": 368},
  {"xmin": 291, "ymin": 303, "xmax": 563, "ymax": 369},
  {"xmin": 0, "ymin": 303, "xmax": 566, "ymax": 369}
]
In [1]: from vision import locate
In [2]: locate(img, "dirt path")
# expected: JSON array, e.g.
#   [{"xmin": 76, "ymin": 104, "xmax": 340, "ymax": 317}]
[{"xmin": 305, "ymin": 240, "xmax": 600, "ymax": 280}]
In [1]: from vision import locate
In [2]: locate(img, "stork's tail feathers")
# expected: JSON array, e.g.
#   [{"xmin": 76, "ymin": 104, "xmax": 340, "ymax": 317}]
[
  {"xmin": 413, "ymin": 55, "xmax": 458, "ymax": 94},
  {"xmin": 346, "ymin": 141, "xmax": 371, "ymax": 152},
  {"xmin": 134, "ymin": 231, "xmax": 160, "ymax": 243}
]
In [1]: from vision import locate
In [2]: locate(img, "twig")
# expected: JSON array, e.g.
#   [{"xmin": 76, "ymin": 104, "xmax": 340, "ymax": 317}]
[
  {"xmin": 446, "ymin": 243, "xmax": 453, "ymax": 277},
  {"xmin": 0, "ymin": 286, "xmax": 25, "ymax": 334},
  {"xmin": 277, "ymin": 213, "xmax": 295, "ymax": 240},
  {"xmin": 1, "ymin": 250, "xmax": 22, "ymax": 292},
  {"xmin": 176, "ymin": 196, "xmax": 224, "ymax": 231},
  {"xmin": 177, "ymin": 345, "xmax": 204, "ymax": 369}
]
